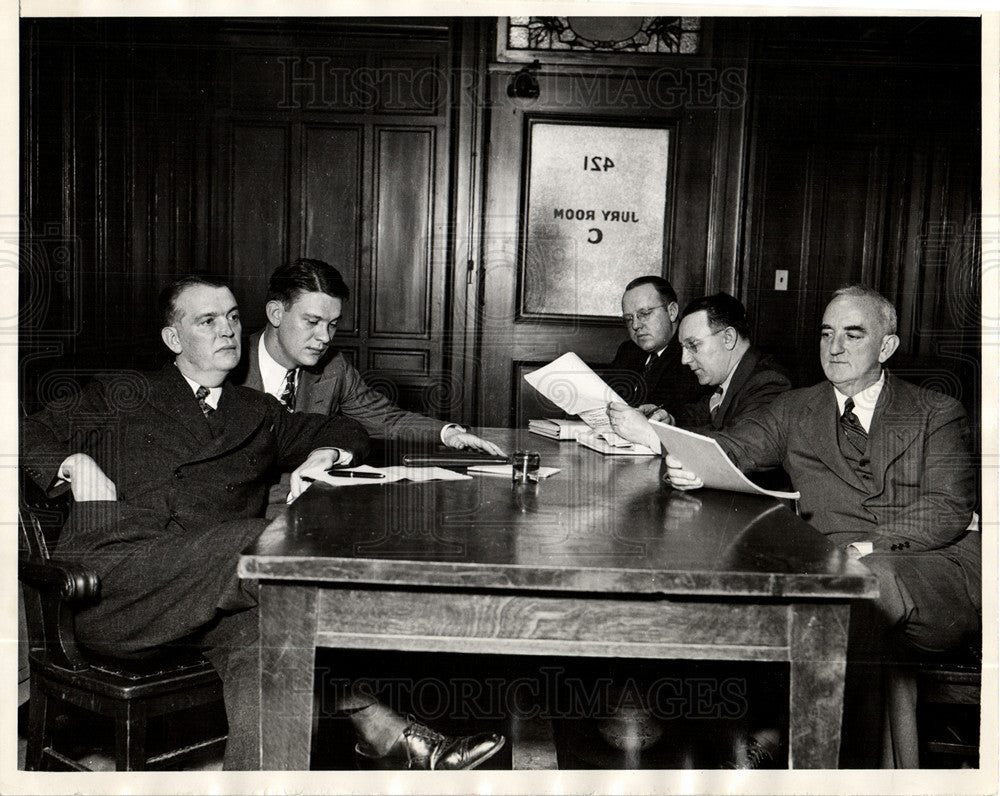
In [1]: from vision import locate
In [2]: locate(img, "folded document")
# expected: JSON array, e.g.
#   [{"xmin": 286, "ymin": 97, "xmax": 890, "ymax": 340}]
[{"xmin": 649, "ymin": 421, "xmax": 800, "ymax": 500}]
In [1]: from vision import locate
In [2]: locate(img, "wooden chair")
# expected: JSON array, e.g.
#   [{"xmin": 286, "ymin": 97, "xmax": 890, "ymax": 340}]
[
  {"xmin": 18, "ymin": 492, "xmax": 227, "ymax": 771},
  {"xmin": 915, "ymin": 654, "xmax": 981, "ymax": 768}
]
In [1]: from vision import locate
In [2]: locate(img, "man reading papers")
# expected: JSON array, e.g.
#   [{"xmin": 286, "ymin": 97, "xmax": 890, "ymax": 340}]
[
  {"xmin": 665, "ymin": 285, "xmax": 980, "ymax": 767},
  {"xmin": 609, "ymin": 292, "xmax": 791, "ymax": 446}
]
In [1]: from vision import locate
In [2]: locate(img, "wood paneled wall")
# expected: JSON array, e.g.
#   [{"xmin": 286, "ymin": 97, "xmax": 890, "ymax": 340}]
[
  {"xmin": 742, "ymin": 18, "xmax": 980, "ymax": 425},
  {"xmin": 19, "ymin": 19, "xmax": 465, "ymax": 417},
  {"xmin": 20, "ymin": 17, "xmax": 982, "ymax": 434}
]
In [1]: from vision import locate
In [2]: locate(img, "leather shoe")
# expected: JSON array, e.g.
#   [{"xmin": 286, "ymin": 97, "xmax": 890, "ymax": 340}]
[{"xmin": 356, "ymin": 718, "xmax": 505, "ymax": 770}]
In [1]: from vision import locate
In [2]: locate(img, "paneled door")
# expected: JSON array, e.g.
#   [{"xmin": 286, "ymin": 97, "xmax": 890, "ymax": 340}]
[
  {"xmin": 210, "ymin": 23, "xmax": 459, "ymax": 415},
  {"xmin": 475, "ymin": 20, "xmax": 750, "ymax": 428}
]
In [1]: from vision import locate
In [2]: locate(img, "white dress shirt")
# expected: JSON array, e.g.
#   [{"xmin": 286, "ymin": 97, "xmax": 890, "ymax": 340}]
[
  {"xmin": 833, "ymin": 370, "xmax": 885, "ymax": 434},
  {"xmin": 178, "ymin": 371, "xmax": 222, "ymax": 410},
  {"xmin": 258, "ymin": 334, "xmax": 298, "ymax": 401}
]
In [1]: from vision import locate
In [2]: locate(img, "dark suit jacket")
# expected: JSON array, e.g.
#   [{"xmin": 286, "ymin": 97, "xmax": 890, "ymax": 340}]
[
  {"xmin": 234, "ymin": 331, "xmax": 447, "ymax": 443},
  {"xmin": 713, "ymin": 374, "xmax": 980, "ymax": 606},
  {"xmin": 20, "ymin": 363, "xmax": 370, "ymax": 654},
  {"xmin": 606, "ymin": 336, "xmax": 708, "ymax": 418},
  {"xmin": 677, "ymin": 346, "xmax": 792, "ymax": 433}
]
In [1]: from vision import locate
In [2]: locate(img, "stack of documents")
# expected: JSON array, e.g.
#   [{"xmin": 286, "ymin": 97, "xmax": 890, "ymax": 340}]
[{"xmin": 528, "ymin": 418, "xmax": 589, "ymax": 440}]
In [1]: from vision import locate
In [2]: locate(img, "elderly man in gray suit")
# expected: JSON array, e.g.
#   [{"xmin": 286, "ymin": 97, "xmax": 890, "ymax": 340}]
[
  {"xmin": 666, "ymin": 284, "xmax": 980, "ymax": 767},
  {"xmin": 235, "ymin": 258, "xmax": 503, "ymax": 455}
]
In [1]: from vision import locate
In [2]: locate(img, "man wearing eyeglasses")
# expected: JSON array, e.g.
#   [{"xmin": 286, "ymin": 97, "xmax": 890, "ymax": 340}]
[
  {"xmin": 606, "ymin": 275, "xmax": 706, "ymax": 421},
  {"xmin": 609, "ymin": 292, "xmax": 791, "ymax": 447}
]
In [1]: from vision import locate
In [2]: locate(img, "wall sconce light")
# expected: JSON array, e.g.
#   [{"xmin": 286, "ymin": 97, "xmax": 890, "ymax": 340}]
[{"xmin": 507, "ymin": 61, "xmax": 540, "ymax": 99}]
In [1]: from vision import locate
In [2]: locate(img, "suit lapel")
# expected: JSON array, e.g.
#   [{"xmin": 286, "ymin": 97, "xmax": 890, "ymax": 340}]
[
  {"xmin": 295, "ymin": 366, "xmax": 323, "ymax": 411},
  {"xmin": 796, "ymin": 384, "xmax": 866, "ymax": 489},
  {"xmin": 146, "ymin": 362, "xmax": 268, "ymax": 461},
  {"xmin": 202, "ymin": 383, "xmax": 268, "ymax": 459},
  {"xmin": 867, "ymin": 375, "xmax": 920, "ymax": 498},
  {"xmin": 146, "ymin": 364, "xmax": 216, "ymax": 448},
  {"xmin": 647, "ymin": 337, "xmax": 681, "ymax": 390},
  {"xmin": 243, "ymin": 331, "xmax": 265, "ymax": 392},
  {"xmin": 716, "ymin": 347, "xmax": 759, "ymax": 428}
]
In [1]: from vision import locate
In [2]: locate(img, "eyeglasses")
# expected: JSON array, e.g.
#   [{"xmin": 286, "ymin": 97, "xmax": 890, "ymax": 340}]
[
  {"xmin": 622, "ymin": 305, "xmax": 666, "ymax": 326},
  {"xmin": 679, "ymin": 328, "xmax": 725, "ymax": 355}
]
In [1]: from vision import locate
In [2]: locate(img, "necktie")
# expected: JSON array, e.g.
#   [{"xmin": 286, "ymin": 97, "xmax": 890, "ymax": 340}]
[
  {"xmin": 709, "ymin": 386, "xmax": 725, "ymax": 417},
  {"xmin": 279, "ymin": 370, "xmax": 296, "ymax": 412},
  {"xmin": 643, "ymin": 354, "xmax": 657, "ymax": 376},
  {"xmin": 840, "ymin": 397, "xmax": 868, "ymax": 454},
  {"xmin": 195, "ymin": 385, "xmax": 214, "ymax": 417}
]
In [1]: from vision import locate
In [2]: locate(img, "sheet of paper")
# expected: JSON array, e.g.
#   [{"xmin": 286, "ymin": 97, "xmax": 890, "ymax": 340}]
[
  {"xmin": 576, "ymin": 429, "xmax": 657, "ymax": 456},
  {"xmin": 523, "ymin": 352, "xmax": 621, "ymax": 426},
  {"xmin": 467, "ymin": 464, "xmax": 561, "ymax": 479},
  {"xmin": 650, "ymin": 421, "xmax": 800, "ymax": 500},
  {"xmin": 292, "ymin": 465, "xmax": 472, "ymax": 500}
]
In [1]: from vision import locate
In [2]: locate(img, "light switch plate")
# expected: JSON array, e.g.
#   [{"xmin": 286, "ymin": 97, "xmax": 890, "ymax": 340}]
[{"xmin": 774, "ymin": 270, "xmax": 789, "ymax": 291}]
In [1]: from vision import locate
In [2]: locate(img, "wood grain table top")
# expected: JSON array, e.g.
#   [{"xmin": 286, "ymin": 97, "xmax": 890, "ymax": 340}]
[{"xmin": 240, "ymin": 428, "xmax": 877, "ymax": 600}]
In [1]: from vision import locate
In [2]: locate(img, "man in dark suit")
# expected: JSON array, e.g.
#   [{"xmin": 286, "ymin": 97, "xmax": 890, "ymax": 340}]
[
  {"xmin": 666, "ymin": 285, "xmax": 980, "ymax": 766},
  {"xmin": 609, "ymin": 292, "xmax": 791, "ymax": 446},
  {"xmin": 606, "ymin": 275, "xmax": 707, "ymax": 420},
  {"xmin": 20, "ymin": 275, "xmax": 503, "ymax": 770},
  {"xmin": 233, "ymin": 258, "xmax": 503, "ymax": 456}
]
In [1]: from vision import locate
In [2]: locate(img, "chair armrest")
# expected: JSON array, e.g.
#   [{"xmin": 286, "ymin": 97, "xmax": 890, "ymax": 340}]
[{"xmin": 19, "ymin": 558, "xmax": 100, "ymax": 605}]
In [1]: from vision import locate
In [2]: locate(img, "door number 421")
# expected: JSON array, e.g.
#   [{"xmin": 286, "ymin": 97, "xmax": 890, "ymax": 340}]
[{"xmin": 584, "ymin": 156, "xmax": 615, "ymax": 172}]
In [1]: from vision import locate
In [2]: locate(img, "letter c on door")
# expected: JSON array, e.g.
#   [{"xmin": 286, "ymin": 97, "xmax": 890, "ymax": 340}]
[{"xmin": 587, "ymin": 228, "xmax": 603, "ymax": 244}]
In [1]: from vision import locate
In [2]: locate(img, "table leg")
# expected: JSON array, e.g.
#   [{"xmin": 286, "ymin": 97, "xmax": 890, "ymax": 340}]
[
  {"xmin": 787, "ymin": 602, "xmax": 850, "ymax": 768},
  {"xmin": 258, "ymin": 583, "xmax": 318, "ymax": 770}
]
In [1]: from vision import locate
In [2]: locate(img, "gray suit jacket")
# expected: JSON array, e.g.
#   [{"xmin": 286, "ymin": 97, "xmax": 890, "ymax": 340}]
[
  {"xmin": 677, "ymin": 346, "xmax": 792, "ymax": 433},
  {"xmin": 236, "ymin": 331, "xmax": 448, "ymax": 443},
  {"xmin": 713, "ymin": 373, "xmax": 980, "ymax": 607}
]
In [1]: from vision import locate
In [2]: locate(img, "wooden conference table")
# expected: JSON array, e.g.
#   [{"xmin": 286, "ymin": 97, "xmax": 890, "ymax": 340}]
[{"xmin": 238, "ymin": 428, "xmax": 877, "ymax": 770}]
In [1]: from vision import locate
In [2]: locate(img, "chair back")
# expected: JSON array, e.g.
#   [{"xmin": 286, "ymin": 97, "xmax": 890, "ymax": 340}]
[{"xmin": 18, "ymin": 495, "xmax": 99, "ymax": 672}]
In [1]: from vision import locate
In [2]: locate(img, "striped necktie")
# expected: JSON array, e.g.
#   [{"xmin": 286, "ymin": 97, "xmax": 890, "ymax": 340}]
[
  {"xmin": 195, "ymin": 385, "xmax": 214, "ymax": 417},
  {"xmin": 840, "ymin": 397, "xmax": 868, "ymax": 454},
  {"xmin": 279, "ymin": 369, "xmax": 296, "ymax": 412},
  {"xmin": 709, "ymin": 386, "xmax": 725, "ymax": 418}
]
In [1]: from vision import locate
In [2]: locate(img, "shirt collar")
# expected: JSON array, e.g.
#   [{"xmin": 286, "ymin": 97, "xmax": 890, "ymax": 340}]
[
  {"xmin": 833, "ymin": 370, "xmax": 885, "ymax": 433},
  {"xmin": 178, "ymin": 370, "xmax": 222, "ymax": 410},
  {"xmin": 258, "ymin": 333, "xmax": 297, "ymax": 399},
  {"xmin": 646, "ymin": 344, "xmax": 669, "ymax": 366}
]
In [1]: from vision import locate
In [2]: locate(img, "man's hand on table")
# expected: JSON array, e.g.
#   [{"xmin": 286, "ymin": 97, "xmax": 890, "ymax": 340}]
[
  {"xmin": 441, "ymin": 426, "xmax": 507, "ymax": 456},
  {"xmin": 289, "ymin": 447, "xmax": 352, "ymax": 500},
  {"xmin": 664, "ymin": 454, "xmax": 704, "ymax": 491}
]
